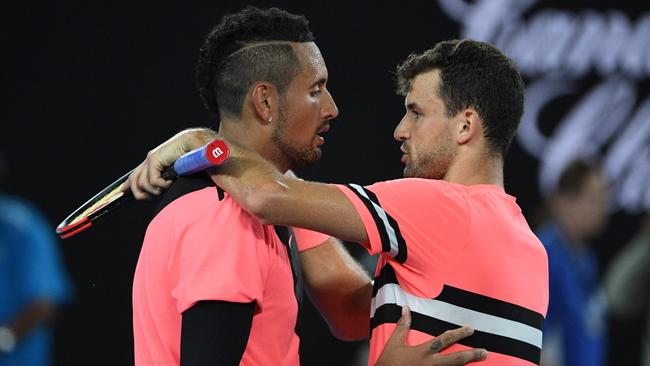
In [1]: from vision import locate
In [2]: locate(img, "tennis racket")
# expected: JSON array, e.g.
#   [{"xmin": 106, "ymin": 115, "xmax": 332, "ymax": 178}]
[{"xmin": 56, "ymin": 139, "xmax": 229, "ymax": 239}]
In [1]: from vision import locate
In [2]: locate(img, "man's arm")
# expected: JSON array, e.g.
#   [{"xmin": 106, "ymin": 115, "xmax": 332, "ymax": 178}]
[
  {"xmin": 207, "ymin": 144, "xmax": 368, "ymax": 243},
  {"xmin": 181, "ymin": 300, "xmax": 254, "ymax": 366},
  {"xmin": 301, "ymin": 238, "xmax": 372, "ymax": 340},
  {"xmin": 128, "ymin": 128, "xmax": 218, "ymax": 199},
  {"xmin": 125, "ymin": 130, "xmax": 368, "ymax": 243}
]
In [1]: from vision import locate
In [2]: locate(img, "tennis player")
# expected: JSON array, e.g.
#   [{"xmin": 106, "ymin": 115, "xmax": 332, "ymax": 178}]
[
  {"xmin": 129, "ymin": 6, "xmax": 486, "ymax": 366},
  {"xmin": 131, "ymin": 39, "xmax": 548, "ymax": 365}
]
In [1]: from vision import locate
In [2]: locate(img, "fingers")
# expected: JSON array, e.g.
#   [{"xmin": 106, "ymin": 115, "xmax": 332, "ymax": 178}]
[
  {"xmin": 137, "ymin": 164, "xmax": 161, "ymax": 196},
  {"xmin": 128, "ymin": 166, "xmax": 151, "ymax": 200},
  {"xmin": 430, "ymin": 327, "xmax": 474, "ymax": 353},
  {"xmin": 399, "ymin": 305, "xmax": 412, "ymax": 328},
  {"xmin": 384, "ymin": 306, "xmax": 412, "ymax": 348},
  {"xmin": 128, "ymin": 155, "xmax": 173, "ymax": 200},
  {"xmin": 436, "ymin": 349, "xmax": 488, "ymax": 366},
  {"xmin": 148, "ymin": 163, "xmax": 173, "ymax": 190}
]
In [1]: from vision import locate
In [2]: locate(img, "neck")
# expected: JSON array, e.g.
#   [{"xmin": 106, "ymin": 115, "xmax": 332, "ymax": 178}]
[
  {"xmin": 444, "ymin": 149, "xmax": 504, "ymax": 187},
  {"xmin": 218, "ymin": 119, "xmax": 290, "ymax": 173}
]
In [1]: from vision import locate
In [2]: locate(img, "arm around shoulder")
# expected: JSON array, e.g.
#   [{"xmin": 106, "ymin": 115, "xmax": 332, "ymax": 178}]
[{"xmin": 208, "ymin": 147, "xmax": 369, "ymax": 244}]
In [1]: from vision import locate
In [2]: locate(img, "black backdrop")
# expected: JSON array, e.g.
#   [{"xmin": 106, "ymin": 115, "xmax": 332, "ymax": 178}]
[{"xmin": 3, "ymin": 1, "xmax": 648, "ymax": 365}]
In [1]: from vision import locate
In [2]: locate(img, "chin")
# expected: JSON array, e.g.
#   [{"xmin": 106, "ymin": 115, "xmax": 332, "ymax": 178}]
[{"xmin": 293, "ymin": 150, "xmax": 321, "ymax": 167}]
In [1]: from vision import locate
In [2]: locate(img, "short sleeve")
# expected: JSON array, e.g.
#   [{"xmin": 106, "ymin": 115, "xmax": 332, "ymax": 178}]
[
  {"xmin": 169, "ymin": 194, "xmax": 270, "ymax": 314},
  {"xmin": 334, "ymin": 178, "xmax": 469, "ymax": 268},
  {"xmin": 292, "ymin": 228, "xmax": 329, "ymax": 252}
]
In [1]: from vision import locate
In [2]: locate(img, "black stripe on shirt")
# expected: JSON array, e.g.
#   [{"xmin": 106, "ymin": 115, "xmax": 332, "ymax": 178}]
[
  {"xmin": 344, "ymin": 184, "xmax": 407, "ymax": 263},
  {"xmin": 372, "ymin": 264, "xmax": 544, "ymax": 330},
  {"xmin": 362, "ymin": 187, "xmax": 408, "ymax": 263},
  {"xmin": 370, "ymin": 303, "xmax": 541, "ymax": 364}
]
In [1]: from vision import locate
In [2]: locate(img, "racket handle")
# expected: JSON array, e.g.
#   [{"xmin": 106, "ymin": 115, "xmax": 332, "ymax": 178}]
[{"xmin": 161, "ymin": 139, "xmax": 229, "ymax": 180}]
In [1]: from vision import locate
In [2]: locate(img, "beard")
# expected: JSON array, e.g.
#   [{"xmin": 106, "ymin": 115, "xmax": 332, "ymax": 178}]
[
  {"xmin": 271, "ymin": 107, "xmax": 322, "ymax": 168},
  {"xmin": 404, "ymin": 139, "xmax": 454, "ymax": 180}
]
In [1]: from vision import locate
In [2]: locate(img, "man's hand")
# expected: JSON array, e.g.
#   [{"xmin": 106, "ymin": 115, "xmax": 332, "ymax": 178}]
[
  {"xmin": 124, "ymin": 128, "xmax": 217, "ymax": 199},
  {"xmin": 375, "ymin": 306, "xmax": 487, "ymax": 366}
]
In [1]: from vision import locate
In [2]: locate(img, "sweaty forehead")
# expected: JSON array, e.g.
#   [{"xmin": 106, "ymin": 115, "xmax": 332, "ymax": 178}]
[{"xmin": 292, "ymin": 42, "xmax": 328, "ymax": 79}]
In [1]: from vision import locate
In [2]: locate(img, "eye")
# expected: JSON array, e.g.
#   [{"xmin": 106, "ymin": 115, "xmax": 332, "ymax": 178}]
[
  {"xmin": 310, "ymin": 89, "xmax": 321, "ymax": 97},
  {"xmin": 411, "ymin": 110, "xmax": 421, "ymax": 119}
]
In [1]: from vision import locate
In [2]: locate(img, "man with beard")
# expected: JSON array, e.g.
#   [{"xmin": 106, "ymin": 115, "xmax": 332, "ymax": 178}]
[
  {"xmin": 130, "ymin": 6, "xmax": 485, "ymax": 366},
  {"xmin": 130, "ymin": 38, "xmax": 547, "ymax": 365}
]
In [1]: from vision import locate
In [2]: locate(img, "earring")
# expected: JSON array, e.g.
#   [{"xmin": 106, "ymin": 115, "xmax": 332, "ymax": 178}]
[{"xmin": 268, "ymin": 116, "xmax": 273, "ymax": 123}]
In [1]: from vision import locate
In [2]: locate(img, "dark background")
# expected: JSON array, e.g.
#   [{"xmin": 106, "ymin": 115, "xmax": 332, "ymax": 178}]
[{"xmin": 2, "ymin": 1, "xmax": 648, "ymax": 364}]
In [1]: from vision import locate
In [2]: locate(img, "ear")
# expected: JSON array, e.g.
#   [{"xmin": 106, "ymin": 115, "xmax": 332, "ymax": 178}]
[
  {"xmin": 456, "ymin": 108, "xmax": 481, "ymax": 145},
  {"xmin": 250, "ymin": 82, "xmax": 279, "ymax": 125}
]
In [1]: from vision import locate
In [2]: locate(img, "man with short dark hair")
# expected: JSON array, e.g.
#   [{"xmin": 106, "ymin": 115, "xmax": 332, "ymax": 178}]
[
  {"xmin": 132, "ymin": 38, "xmax": 547, "ymax": 365},
  {"xmin": 130, "ymin": 7, "xmax": 485, "ymax": 366}
]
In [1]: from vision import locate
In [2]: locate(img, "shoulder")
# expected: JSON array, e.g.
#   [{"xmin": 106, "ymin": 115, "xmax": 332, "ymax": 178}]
[
  {"xmin": 153, "ymin": 187, "xmax": 264, "ymax": 238},
  {"xmin": 362, "ymin": 178, "xmax": 466, "ymax": 202},
  {"xmin": 366, "ymin": 177, "xmax": 452, "ymax": 191}
]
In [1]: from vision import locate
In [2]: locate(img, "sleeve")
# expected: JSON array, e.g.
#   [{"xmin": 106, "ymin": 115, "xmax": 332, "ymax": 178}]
[
  {"xmin": 170, "ymin": 201, "xmax": 270, "ymax": 314},
  {"xmin": 334, "ymin": 178, "xmax": 468, "ymax": 267},
  {"xmin": 181, "ymin": 300, "xmax": 254, "ymax": 366},
  {"xmin": 292, "ymin": 227, "xmax": 330, "ymax": 252}
]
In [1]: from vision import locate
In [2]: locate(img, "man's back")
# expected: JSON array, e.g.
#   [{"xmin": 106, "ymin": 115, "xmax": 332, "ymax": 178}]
[
  {"xmin": 336, "ymin": 178, "xmax": 548, "ymax": 365},
  {"xmin": 132, "ymin": 175, "xmax": 299, "ymax": 365}
]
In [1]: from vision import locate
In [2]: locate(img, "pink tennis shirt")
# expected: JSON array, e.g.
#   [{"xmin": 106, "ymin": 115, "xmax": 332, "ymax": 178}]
[
  {"xmin": 132, "ymin": 178, "xmax": 323, "ymax": 365},
  {"xmin": 336, "ymin": 179, "xmax": 548, "ymax": 365}
]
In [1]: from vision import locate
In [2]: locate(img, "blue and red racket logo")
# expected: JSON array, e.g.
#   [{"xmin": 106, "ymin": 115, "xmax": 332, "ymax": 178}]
[{"xmin": 206, "ymin": 139, "xmax": 229, "ymax": 165}]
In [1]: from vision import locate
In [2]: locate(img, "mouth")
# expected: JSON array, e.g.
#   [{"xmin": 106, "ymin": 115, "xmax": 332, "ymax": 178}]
[
  {"xmin": 315, "ymin": 123, "xmax": 330, "ymax": 145},
  {"xmin": 400, "ymin": 145, "xmax": 409, "ymax": 163}
]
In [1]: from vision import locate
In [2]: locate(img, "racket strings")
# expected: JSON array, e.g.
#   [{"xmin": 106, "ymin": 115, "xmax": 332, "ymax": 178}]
[{"xmin": 69, "ymin": 185, "xmax": 125, "ymax": 225}]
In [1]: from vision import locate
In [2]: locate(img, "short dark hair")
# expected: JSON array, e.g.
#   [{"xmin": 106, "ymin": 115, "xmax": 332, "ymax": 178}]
[
  {"xmin": 196, "ymin": 6, "xmax": 315, "ymax": 119},
  {"xmin": 396, "ymin": 39, "xmax": 524, "ymax": 156}
]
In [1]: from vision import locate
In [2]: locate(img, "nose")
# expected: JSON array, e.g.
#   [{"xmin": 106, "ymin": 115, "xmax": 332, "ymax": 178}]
[
  {"xmin": 322, "ymin": 89, "xmax": 339, "ymax": 120},
  {"xmin": 394, "ymin": 115, "xmax": 409, "ymax": 141}
]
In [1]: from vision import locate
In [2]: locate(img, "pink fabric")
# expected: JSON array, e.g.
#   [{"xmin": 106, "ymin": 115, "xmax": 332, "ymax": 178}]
[
  {"xmin": 293, "ymin": 227, "xmax": 330, "ymax": 252},
  {"xmin": 133, "ymin": 187, "xmax": 299, "ymax": 366},
  {"xmin": 336, "ymin": 179, "xmax": 548, "ymax": 366}
]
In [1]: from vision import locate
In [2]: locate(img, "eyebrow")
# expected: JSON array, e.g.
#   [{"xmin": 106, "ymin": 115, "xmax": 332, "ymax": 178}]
[
  {"xmin": 310, "ymin": 77, "xmax": 327, "ymax": 88},
  {"xmin": 406, "ymin": 102, "xmax": 420, "ymax": 110}
]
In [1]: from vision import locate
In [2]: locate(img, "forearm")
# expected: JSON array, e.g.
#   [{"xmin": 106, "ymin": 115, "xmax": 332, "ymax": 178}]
[
  {"xmin": 165, "ymin": 127, "xmax": 218, "ymax": 155},
  {"xmin": 301, "ymin": 239, "xmax": 372, "ymax": 340},
  {"xmin": 209, "ymin": 147, "xmax": 368, "ymax": 243},
  {"xmin": 126, "ymin": 127, "xmax": 219, "ymax": 198}
]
